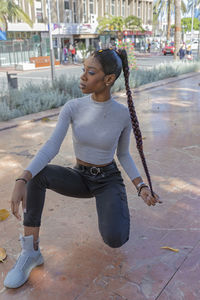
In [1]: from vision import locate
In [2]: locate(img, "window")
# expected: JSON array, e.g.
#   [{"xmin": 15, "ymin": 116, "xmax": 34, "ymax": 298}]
[
  {"xmin": 105, "ymin": 0, "xmax": 109, "ymax": 14},
  {"xmin": 73, "ymin": 1, "xmax": 77, "ymax": 23},
  {"xmin": 122, "ymin": 0, "xmax": 125, "ymax": 16},
  {"xmin": 111, "ymin": 0, "xmax": 115, "ymax": 15},
  {"xmin": 134, "ymin": 0, "xmax": 137, "ymax": 15},
  {"xmin": 83, "ymin": 0, "xmax": 87, "ymax": 22},
  {"xmin": 36, "ymin": 8, "xmax": 43, "ymax": 22},
  {"xmin": 146, "ymin": 3, "xmax": 148, "ymax": 23},
  {"xmin": 89, "ymin": 0, "xmax": 94, "ymax": 14},
  {"xmin": 138, "ymin": 1, "xmax": 141, "ymax": 17},
  {"xmin": 64, "ymin": 0, "xmax": 70, "ymax": 10},
  {"xmin": 117, "ymin": 0, "xmax": 120, "ymax": 16}
]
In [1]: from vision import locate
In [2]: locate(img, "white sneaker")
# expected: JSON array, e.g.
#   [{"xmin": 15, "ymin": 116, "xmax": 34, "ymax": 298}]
[{"xmin": 4, "ymin": 235, "xmax": 44, "ymax": 288}]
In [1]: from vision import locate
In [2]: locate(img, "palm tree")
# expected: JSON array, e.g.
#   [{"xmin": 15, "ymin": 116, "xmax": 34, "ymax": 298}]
[
  {"xmin": 174, "ymin": 0, "xmax": 181, "ymax": 60},
  {"xmin": 97, "ymin": 15, "xmax": 144, "ymax": 40},
  {"xmin": 154, "ymin": 0, "xmax": 186, "ymax": 40},
  {"xmin": 124, "ymin": 15, "xmax": 144, "ymax": 32},
  {"xmin": 0, "ymin": 0, "xmax": 33, "ymax": 32}
]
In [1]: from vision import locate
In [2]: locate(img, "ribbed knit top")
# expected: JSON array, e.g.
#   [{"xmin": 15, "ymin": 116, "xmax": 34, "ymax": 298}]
[{"xmin": 26, "ymin": 94, "xmax": 140, "ymax": 180}]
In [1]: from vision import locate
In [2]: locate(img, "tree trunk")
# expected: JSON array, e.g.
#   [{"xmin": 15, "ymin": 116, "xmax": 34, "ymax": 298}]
[
  {"xmin": 167, "ymin": 0, "xmax": 171, "ymax": 40},
  {"xmin": 174, "ymin": 0, "xmax": 181, "ymax": 60},
  {"xmin": 3, "ymin": 16, "xmax": 8, "ymax": 32}
]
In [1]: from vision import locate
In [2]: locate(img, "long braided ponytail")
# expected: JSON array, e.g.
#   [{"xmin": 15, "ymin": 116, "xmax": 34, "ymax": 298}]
[{"xmin": 117, "ymin": 49, "xmax": 155, "ymax": 197}]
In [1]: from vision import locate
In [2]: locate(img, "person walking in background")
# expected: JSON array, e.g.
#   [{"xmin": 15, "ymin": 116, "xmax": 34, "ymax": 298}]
[
  {"xmin": 63, "ymin": 46, "xmax": 68, "ymax": 63},
  {"xmin": 147, "ymin": 40, "xmax": 151, "ymax": 53},
  {"xmin": 69, "ymin": 43, "xmax": 76, "ymax": 63},
  {"xmin": 71, "ymin": 45, "xmax": 76, "ymax": 63},
  {"xmin": 179, "ymin": 44, "xmax": 186, "ymax": 60},
  {"xmin": 4, "ymin": 48, "xmax": 161, "ymax": 289},
  {"xmin": 186, "ymin": 45, "xmax": 192, "ymax": 60}
]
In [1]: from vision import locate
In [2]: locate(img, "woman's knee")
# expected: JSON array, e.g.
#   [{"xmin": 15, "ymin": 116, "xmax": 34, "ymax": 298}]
[{"xmin": 102, "ymin": 231, "xmax": 129, "ymax": 248}]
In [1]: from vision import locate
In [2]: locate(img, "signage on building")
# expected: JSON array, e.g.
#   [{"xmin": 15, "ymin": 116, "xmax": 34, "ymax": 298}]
[
  {"xmin": 0, "ymin": 30, "xmax": 6, "ymax": 40},
  {"xmin": 123, "ymin": 30, "xmax": 152, "ymax": 36},
  {"xmin": 52, "ymin": 23, "xmax": 97, "ymax": 35}
]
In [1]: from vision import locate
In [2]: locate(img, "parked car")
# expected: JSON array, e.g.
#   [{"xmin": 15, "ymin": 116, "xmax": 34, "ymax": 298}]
[
  {"xmin": 162, "ymin": 42, "xmax": 175, "ymax": 55},
  {"xmin": 191, "ymin": 40, "xmax": 198, "ymax": 50}
]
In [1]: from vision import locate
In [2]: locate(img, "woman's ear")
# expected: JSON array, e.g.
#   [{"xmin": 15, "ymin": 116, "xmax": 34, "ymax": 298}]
[{"xmin": 104, "ymin": 74, "xmax": 116, "ymax": 86}]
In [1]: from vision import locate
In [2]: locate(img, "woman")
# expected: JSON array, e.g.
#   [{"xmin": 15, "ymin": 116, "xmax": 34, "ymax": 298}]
[{"xmin": 4, "ymin": 49, "xmax": 160, "ymax": 289}]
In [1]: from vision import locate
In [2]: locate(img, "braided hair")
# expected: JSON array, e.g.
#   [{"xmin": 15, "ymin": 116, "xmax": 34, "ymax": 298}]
[{"xmin": 92, "ymin": 48, "xmax": 155, "ymax": 197}]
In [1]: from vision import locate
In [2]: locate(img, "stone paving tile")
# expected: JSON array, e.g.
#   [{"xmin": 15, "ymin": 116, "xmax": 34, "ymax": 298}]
[{"xmin": 158, "ymin": 242, "xmax": 200, "ymax": 300}]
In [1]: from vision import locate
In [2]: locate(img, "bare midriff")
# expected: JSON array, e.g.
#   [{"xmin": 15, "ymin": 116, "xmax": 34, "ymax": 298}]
[{"xmin": 76, "ymin": 158, "xmax": 113, "ymax": 167}]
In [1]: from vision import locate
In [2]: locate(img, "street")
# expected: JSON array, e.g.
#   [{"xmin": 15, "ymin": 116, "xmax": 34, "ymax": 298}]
[
  {"xmin": 0, "ymin": 50, "xmax": 198, "ymax": 90},
  {"xmin": 0, "ymin": 52, "xmax": 173, "ymax": 90}
]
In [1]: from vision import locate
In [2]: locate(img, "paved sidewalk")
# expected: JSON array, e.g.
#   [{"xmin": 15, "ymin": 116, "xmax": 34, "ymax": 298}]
[{"xmin": 0, "ymin": 74, "xmax": 200, "ymax": 299}]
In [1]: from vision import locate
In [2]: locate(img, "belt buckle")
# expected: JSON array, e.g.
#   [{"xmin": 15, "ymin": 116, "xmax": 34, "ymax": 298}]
[{"xmin": 90, "ymin": 166, "xmax": 100, "ymax": 176}]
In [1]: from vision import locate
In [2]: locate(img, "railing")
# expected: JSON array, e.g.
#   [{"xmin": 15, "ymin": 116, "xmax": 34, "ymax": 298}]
[{"xmin": 0, "ymin": 39, "xmax": 50, "ymax": 67}]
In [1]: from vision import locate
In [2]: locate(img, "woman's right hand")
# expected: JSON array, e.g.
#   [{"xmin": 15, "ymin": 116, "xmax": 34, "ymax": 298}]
[{"xmin": 11, "ymin": 181, "xmax": 27, "ymax": 220}]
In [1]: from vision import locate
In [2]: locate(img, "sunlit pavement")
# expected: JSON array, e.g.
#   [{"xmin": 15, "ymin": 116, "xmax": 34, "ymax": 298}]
[{"xmin": 0, "ymin": 72, "xmax": 200, "ymax": 299}]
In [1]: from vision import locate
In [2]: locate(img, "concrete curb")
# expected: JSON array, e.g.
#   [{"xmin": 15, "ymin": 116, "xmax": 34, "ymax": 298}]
[{"xmin": 0, "ymin": 71, "xmax": 199, "ymax": 132}]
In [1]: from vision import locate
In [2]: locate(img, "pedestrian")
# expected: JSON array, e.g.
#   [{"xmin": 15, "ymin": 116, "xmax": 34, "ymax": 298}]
[
  {"xmin": 147, "ymin": 40, "xmax": 151, "ymax": 53},
  {"xmin": 179, "ymin": 44, "xmax": 186, "ymax": 60},
  {"xmin": 71, "ymin": 45, "xmax": 76, "ymax": 63},
  {"xmin": 69, "ymin": 43, "xmax": 74, "ymax": 62},
  {"xmin": 4, "ymin": 48, "xmax": 161, "ymax": 289},
  {"xmin": 63, "ymin": 46, "xmax": 68, "ymax": 63},
  {"xmin": 186, "ymin": 45, "xmax": 192, "ymax": 60}
]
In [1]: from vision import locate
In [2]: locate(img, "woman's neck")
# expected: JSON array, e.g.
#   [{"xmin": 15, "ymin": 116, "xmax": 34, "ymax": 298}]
[{"xmin": 92, "ymin": 90, "xmax": 111, "ymax": 102}]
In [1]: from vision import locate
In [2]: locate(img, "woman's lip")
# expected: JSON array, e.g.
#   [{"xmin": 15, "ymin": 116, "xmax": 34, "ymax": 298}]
[{"xmin": 80, "ymin": 83, "xmax": 86, "ymax": 89}]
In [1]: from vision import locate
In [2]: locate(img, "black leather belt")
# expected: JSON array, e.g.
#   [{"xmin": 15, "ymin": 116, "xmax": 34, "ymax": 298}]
[{"xmin": 75, "ymin": 161, "xmax": 116, "ymax": 176}]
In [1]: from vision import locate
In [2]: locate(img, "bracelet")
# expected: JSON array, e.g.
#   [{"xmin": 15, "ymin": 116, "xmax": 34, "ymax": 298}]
[
  {"xmin": 16, "ymin": 178, "xmax": 27, "ymax": 184},
  {"xmin": 138, "ymin": 185, "xmax": 148, "ymax": 196},
  {"xmin": 136, "ymin": 182, "xmax": 148, "ymax": 196},
  {"xmin": 136, "ymin": 182, "xmax": 145, "ymax": 191}
]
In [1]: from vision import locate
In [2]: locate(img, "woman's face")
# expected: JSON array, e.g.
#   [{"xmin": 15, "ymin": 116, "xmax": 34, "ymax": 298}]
[{"xmin": 80, "ymin": 56, "xmax": 106, "ymax": 94}]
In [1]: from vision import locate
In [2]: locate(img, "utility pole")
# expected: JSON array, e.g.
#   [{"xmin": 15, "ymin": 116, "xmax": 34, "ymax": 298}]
[
  {"xmin": 47, "ymin": 0, "xmax": 55, "ymax": 82},
  {"xmin": 191, "ymin": 0, "xmax": 195, "ymax": 42},
  {"xmin": 56, "ymin": 0, "xmax": 61, "ymax": 63},
  {"xmin": 198, "ymin": 19, "xmax": 200, "ymax": 58},
  {"xmin": 174, "ymin": 0, "xmax": 181, "ymax": 60}
]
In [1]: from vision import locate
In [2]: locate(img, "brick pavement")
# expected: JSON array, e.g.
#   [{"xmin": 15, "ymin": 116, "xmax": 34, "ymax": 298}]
[{"xmin": 0, "ymin": 73, "xmax": 200, "ymax": 300}]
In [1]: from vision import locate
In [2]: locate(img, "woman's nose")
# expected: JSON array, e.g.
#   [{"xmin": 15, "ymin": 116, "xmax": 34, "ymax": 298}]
[{"xmin": 80, "ymin": 72, "xmax": 87, "ymax": 81}]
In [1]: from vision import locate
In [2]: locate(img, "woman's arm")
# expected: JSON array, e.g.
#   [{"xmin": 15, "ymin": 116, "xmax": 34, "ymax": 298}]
[
  {"xmin": 117, "ymin": 121, "xmax": 161, "ymax": 206},
  {"xmin": 25, "ymin": 101, "xmax": 73, "ymax": 178}
]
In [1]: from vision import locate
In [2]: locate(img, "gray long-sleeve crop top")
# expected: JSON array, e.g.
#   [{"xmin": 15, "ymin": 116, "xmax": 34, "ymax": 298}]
[{"xmin": 26, "ymin": 94, "xmax": 140, "ymax": 180}]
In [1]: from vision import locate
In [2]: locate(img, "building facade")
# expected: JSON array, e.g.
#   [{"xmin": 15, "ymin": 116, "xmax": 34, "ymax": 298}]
[
  {"xmin": 8, "ymin": 0, "xmax": 153, "ymax": 41},
  {"xmin": 5, "ymin": 0, "xmax": 153, "ymax": 54}
]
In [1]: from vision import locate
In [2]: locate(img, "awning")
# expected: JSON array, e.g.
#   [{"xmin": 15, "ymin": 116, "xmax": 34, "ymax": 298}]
[{"xmin": 73, "ymin": 34, "xmax": 98, "ymax": 39}]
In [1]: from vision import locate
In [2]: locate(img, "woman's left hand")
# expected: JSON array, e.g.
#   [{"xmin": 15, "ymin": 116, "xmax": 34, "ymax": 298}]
[{"xmin": 140, "ymin": 187, "xmax": 161, "ymax": 206}]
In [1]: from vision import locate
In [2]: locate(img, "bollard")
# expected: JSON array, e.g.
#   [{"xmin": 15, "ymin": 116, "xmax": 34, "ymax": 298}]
[{"xmin": 7, "ymin": 72, "xmax": 18, "ymax": 89}]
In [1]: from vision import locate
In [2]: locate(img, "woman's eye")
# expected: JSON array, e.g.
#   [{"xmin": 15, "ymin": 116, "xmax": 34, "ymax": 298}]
[{"xmin": 88, "ymin": 71, "xmax": 95, "ymax": 75}]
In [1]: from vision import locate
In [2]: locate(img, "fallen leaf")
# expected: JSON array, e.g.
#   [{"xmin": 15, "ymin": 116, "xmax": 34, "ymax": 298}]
[
  {"xmin": 41, "ymin": 117, "xmax": 50, "ymax": 122},
  {"xmin": 0, "ymin": 209, "xmax": 10, "ymax": 221},
  {"xmin": 161, "ymin": 246, "xmax": 179, "ymax": 253},
  {"xmin": 0, "ymin": 248, "xmax": 7, "ymax": 262},
  {"xmin": 142, "ymin": 137, "xmax": 147, "ymax": 140}
]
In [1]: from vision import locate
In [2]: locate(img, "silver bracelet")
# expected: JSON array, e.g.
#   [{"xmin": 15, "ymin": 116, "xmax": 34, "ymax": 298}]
[
  {"xmin": 136, "ymin": 182, "xmax": 148, "ymax": 196},
  {"xmin": 136, "ymin": 182, "xmax": 145, "ymax": 191}
]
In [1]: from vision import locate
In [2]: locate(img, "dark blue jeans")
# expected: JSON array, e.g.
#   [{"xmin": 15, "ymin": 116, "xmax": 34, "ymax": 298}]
[{"xmin": 24, "ymin": 161, "xmax": 130, "ymax": 248}]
